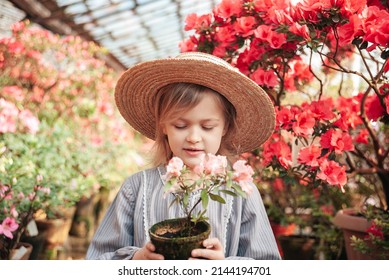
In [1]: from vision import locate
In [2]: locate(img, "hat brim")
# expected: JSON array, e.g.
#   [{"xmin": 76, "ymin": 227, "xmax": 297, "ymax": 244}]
[{"xmin": 115, "ymin": 52, "xmax": 275, "ymax": 154}]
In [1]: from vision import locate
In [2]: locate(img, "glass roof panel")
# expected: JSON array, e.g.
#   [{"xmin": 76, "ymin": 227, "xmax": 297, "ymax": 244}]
[{"xmin": 11, "ymin": 0, "xmax": 222, "ymax": 68}]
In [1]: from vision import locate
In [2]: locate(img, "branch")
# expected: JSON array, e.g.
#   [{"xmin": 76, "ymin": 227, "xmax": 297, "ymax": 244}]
[{"xmin": 308, "ymin": 48, "xmax": 324, "ymax": 99}]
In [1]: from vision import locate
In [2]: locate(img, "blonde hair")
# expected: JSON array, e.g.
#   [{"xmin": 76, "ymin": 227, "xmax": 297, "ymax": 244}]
[{"xmin": 151, "ymin": 82, "xmax": 237, "ymax": 167}]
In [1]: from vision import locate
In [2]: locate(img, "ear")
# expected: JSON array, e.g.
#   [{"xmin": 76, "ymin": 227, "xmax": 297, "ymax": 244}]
[
  {"xmin": 222, "ymin": 125, "xmax": 228, "ymax": 137},
  {"xmin": 162, "ymin": 124, "xmax": 167, "ymax": 135}
]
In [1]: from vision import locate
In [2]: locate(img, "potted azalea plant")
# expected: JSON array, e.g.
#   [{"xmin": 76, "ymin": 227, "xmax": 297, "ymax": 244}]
[
  {"xmin": 180, "ymin": 0, "xmax": 389, "ymax": 259},
  {"xmin": 148, "ymin": 153, "xmax": 254, "ymax": 260}
]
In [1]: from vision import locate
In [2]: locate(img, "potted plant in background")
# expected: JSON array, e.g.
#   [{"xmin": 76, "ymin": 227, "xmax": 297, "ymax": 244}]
[
  {"xmin": 149, "ymin": 153, "xmax": 254, "ymax": 260},
  {"xmin": 180, "ymin": 0, "xmax": 389, "ymax": 259}
]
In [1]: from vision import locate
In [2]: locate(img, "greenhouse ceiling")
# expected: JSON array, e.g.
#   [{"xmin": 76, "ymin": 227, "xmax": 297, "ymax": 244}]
[{"xmin": 7, "ymin": 0, "xmax": 219, "ymax": 71}]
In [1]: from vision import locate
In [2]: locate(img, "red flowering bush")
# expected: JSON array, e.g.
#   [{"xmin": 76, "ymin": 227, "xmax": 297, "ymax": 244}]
[{"xmin": 181, "ymin": 0, "xmax": 389, "ymax": 258}]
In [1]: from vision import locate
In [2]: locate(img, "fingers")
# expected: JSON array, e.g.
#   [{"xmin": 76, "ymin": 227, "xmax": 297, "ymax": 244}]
[
  {"xmin": 190, "ymin": 238, "xmax": 225, "ymax": 260},
  {"xmin": 134, "ymin": 242, "xmax": 164, "ymax": 260},
  {"xmin": 203, "ymin": 238, "xmax": 222, "ymax": 250}
]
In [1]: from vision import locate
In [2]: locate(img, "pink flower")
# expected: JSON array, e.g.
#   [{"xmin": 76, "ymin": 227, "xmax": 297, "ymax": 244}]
[
  {"xmin": 298, "ymin": 145, "xmax": 322, "ymax": 167},
  {"xmin": 254, "ymin": 25, "xmax": 287, "ymax": 49},
  {"xmin": 250, "ymin": 67, "xmax": 278, "ymax": 88},
  {"xmin": 165, "ymin": 157, "xmax": 184, "ymax": 179},
  {"xmin": 214, "ymin": 0, "xmax": 243, "ymax": 19},
  {"xmin": 203, "ymin": 154, "xmax": 228, "ymax": 175},
  {"xmin": 2, "ymin": 85, "xmax": 24, "ymax": 101},
  {"xmin": 179, "ymin": 37, "xmax": 197, "ymax": 52},
  {"xmin": 320, "ymin": 129, "xmax": 355, "ymax": 154},
  {"xmin": 233, "ymin": 16, "xmax": 257, "ymax": 37},
  {"xmin": 292, "ymin": 111, "xmax": 315, "ymax": 136},
  {"xmin": 233, "ymin": 160, "xmax": 254, "ymax": 194},
  {"xmin": 276, "ymin": 107, "xmax": 294, "ymax": 129},
  {"xmin": 0, "ymin": 217, "xmax": 19, "ymax": 239},
  {"xmin": 317, "ymin": 159, "xmax": 347, "ymax": 189},
  {"xmin": 0, "ymin": 98, "xmax": 18, "ymax": 133},
  {"xmin": 18, "ymin": 109, "xmax": 40, "ymax": 134},
  {"xmin": 355, "ymin": 129, "xmax": 369, "ymax": 144}
]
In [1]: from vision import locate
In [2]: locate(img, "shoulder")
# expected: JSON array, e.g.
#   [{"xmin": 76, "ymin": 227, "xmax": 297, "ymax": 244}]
[{"xmin": 119, "ymin": 167, "xmax": 161, "ymax": 195}]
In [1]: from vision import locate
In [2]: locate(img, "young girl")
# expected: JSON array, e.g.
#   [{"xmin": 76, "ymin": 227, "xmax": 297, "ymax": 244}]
[{"xmin": 86, "ymin": 52, "xmax": 281, "ymax": 260}]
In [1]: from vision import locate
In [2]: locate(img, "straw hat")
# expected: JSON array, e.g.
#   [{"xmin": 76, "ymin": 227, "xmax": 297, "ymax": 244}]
[{"xmin": 115, "ymin": 52, "xmax": 275, "ymax": 154}]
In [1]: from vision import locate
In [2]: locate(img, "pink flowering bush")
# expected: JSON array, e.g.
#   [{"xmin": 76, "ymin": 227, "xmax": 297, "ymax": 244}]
[
  {"xmin": 163, "ymin": 153, "xmax": 254, "ymax": 224},
  {"xmin": 181, "ymin": 0, "xmax": 389, "ymax": 258},
  {"xmin": 0, "ymin": 21, "xmax": 147, "ymax": 259}
]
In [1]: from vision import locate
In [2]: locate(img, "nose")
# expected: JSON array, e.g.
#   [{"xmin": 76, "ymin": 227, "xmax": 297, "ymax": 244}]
[{"xmin": 186, "ymin": 127, "xmax": 201, "ymax": 143}]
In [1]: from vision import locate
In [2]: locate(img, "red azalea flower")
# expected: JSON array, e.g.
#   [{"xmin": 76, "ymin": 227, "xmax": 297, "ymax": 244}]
[
  {"xmin": 366, "ymin": 222, "xmax": 384, "ymax": 240},
  {"xmin": 298, "ymin": 145, "xmax": 322, "ymax": 167},
  {"xmin": 355, "ymin": 129, "xmax": 370, "ymax": 144},
  {"xmin": 317, "ymin": 159, "xmax": 347, "ymax": 188},
  {"xmin": 292, "ymin": 111, "xmax": 315, "ymax": 136},
  {"xmin": 320, "ymin": 129, "xmax": 355, "ymax": 154},
  {"xmin": 365, "ymin": 94, "xmax": 386, "ymax": 121},
  {"xmin": 214, "ymin": 0, "xmax": 243, "ymax": 19}
]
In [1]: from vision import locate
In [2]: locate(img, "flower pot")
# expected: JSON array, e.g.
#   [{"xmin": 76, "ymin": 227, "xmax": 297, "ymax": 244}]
[
  {"xmin": 332, "ymin": 208, "xmax": 379, "ymax": 260},
  {"xmin": 35, "ymin": 206, "xmax": 76, "ymax": 258},
  {"xmin": 277, "ymin": 235, "xmax": 318, "ymax": 260},
  {"xmin": 149, "ymin": 218, "xmax": 211, "ymax": 260},
  {"xmin": 20, "ymin": 233, "xmax": 46, "ymax": 260},
  {"xmin": 270, "ymin": 222, "xmax": 296, "ymax": 257},
  {"xmin": 9, "ymin": 242, "xmax": 33, "ymax": 260},
  {"xmin": 70, "ymin": 194, "xmax": 99, "ymax": 239}
]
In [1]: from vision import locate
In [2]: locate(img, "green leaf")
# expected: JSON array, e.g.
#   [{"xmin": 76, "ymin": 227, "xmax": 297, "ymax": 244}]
[
  {"xmin": 163, "ymin": 181, "xmax": 173, "ymax": 192},
  {"xmin": 209, "ymin": 193, "xmax": 226, "ymax": 204},
  {"xmin": 201, "ymin": 189, "xmax": 209, "ymax": 209},
  {"xmin": 168, "ymin": 196, "xmax": 180, "ymax": 208},
  {"xmin": 232, "ymin": 185, "xmax": 247, "ymax": 198},
  {"xmin": 183, "ymin": 193, "xmax": 189, "ymax": 208},
  {"xmin": 219, "ymin": 189, "xmax": 237, "ymax": 197}
]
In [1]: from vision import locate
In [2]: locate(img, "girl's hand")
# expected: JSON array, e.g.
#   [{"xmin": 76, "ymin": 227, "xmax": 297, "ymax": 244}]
[
  {"xmin": 190, "ymin": 238, "xmax": 225, "ymax": 260},
  {"xmin": 132, "ymin": 242, "xmax": 164, "ymax": 260}
]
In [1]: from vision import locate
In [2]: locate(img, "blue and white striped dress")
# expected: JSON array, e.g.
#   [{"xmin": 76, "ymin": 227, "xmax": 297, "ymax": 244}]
[{"xmin": 86, "ymin": 166, "xmax": 281, "ymax": 260}]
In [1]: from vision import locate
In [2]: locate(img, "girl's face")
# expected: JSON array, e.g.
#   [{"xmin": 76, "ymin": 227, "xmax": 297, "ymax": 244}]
[{"xmin": 162, "ymin": 91, "xmax": 227, "ymax": 169}]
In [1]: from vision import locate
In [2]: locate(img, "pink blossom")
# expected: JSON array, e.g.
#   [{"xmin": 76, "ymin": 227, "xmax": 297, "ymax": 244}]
[
  {"xmin": 232, "ymin": 160, "xmax": 254, "ymax": 194},
  {"xmin": 254, "ymin": 25, "xmax": 287, "ymax": 49},
  {"xmin": 203, "ymin": 154, "xmax": 228, "ymax": 175},
  {"xmin": 317, "ymin": 159, "xmax": 347, "ymax": 189},
  {"xmin": 2, "ymin": 85, "xmax": 24, "ymax": 101},
  {"xmin": 165, "ymin": 157, "xmax": 184, "ymax": 179},
  {"xmin": 10, "ymin": 205, "xmax": 18, "ymax": 218},
  {"xmin": 214, "ymin": 0, "xmax": 243, "ymax": 19},
  {"xmin": 250, "ymin": 67, "xmax": 278, "ymax": 87},
  {"xmin": 289, "ymin": 22, "xmax": 310, "ymax": 40},
  {"xmin": 298, "ymin": 145, "xmax": 322, "ymax": 167},
  {"xmin": 40, "ymin": 187, "xmax": 51, "ymax": 195},
  {"xmin": 179, "ymin": 37, "xmax": 197, "ymax": 52},
  {"xmin": 292, "ymin": 111, "xmax": 315, "ymax": 136},
  {"xmin": 355, "ymin": 129, "xmax": 369, "ymax": 144},
  {"xmin": 0, "ymin": 98, "xmax": 18, "ymax": 133},
  {"xmin": 214, "ymin": 25, "xmax": 236, "ymax": 46},
  {"xmin": 18, "ymin": 109, "xmax": 40, "ymax": 134},
  {"xmin": 0, "ymin": 217, "xmax": 19, "ymax": 239},
  {"xmin": 233, "ymin": 16, "xmax": 256, "ymax": 37},
  {"xmin": 17, "ymin": 192, "xmax": 25, "ymax": 199},
  {"xmin": 320, "ymin": 129, "xmax": 355, "ymax": 154}
]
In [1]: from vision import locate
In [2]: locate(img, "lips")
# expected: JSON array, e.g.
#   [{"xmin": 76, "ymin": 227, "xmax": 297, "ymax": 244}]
[{"xmin": 183, "ymin": 148, "xmax": 204, "ymax": 156}]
